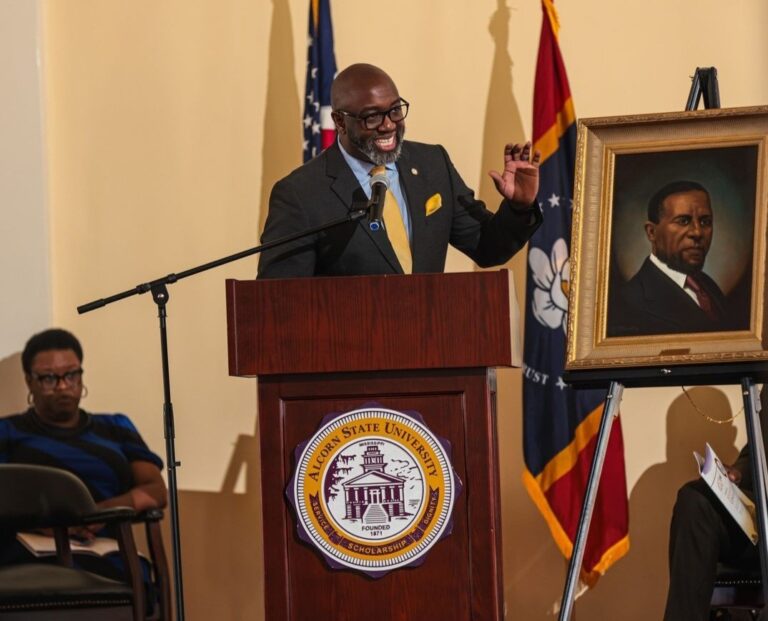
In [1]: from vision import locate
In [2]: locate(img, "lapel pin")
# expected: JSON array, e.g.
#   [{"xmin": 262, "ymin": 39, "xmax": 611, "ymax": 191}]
[{"xmin": 411, "ymin": 168, "xmax": 419, "ymax": 175}]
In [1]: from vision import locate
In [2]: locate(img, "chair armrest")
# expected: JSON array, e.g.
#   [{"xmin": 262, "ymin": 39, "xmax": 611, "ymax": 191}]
[
  {"xmin": 10, "ymin": 506, "xmax": 135, "ymax": 531},
  {"xmin": 81, "ymin": 506, "xmax": 135, "ymax": 526},
  {"xmin": 134, "ymin": 508, "xmax": 164, "ymax": 523}
]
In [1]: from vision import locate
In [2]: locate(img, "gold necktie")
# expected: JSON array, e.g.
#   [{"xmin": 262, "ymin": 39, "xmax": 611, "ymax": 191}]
[{"xmin": 370, "ymin": 165, "xmax": 412, "ymax": 274}]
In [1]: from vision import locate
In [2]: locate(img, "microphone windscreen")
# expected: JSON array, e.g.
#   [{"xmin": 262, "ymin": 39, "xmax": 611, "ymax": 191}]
[{"xmin": 370, "ymin": 172, "xmax": 390, "ymax": 190}]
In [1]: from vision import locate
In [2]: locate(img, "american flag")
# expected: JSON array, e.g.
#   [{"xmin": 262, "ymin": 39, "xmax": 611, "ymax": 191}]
[{"xmin": 302, "ymin": 0, "xmax": 337, "ymax": 162}]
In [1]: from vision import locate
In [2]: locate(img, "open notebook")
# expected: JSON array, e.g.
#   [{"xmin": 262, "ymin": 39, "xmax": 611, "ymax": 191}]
[
  {"xmin": 16, "ymin": 532, "xmax": 146, "ymax": 558},
  {"xmin": 695, "ymin": 443, "xmax": 758, "ymax": 545}
]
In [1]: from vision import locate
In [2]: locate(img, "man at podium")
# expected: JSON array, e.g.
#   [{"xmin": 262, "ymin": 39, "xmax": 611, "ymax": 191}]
[{"xmin": 257, "ymin": 63, "xmax": 542, "ymax": 278}]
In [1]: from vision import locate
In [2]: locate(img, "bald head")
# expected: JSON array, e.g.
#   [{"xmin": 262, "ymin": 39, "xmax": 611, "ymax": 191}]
[
  {"xmin": 331, "ymin": 64, "xmax": 398, "ymax": 111},
  {"xmin": 330, "ymin": 63, "xmax": 406, "ymax": 165}
]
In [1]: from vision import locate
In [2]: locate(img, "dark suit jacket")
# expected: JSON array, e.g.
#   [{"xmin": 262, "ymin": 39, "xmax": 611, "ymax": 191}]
[
  {"xmin": 607, "ymin": 257, "xmax": 730, "ymax": 337},
  {"xmin": 257, "ymin": 141, "xmax": 542, "ymax": 278}
]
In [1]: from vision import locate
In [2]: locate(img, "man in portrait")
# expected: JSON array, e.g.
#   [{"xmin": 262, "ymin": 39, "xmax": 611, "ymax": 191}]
[{"xmin": 608, "ymin": 180, "xmax": 738, "ymax": 337}]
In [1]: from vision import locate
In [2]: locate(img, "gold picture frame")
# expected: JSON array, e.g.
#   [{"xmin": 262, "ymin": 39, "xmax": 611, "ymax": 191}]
[{"xmin": 566, "ymin": 106, "xmax": 768, "ymax": 371}]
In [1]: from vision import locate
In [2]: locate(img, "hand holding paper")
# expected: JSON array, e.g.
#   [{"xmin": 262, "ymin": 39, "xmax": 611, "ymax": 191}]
[{"xmin": 695, "ymin": 443, "xmax": 757, "ymax": 545}]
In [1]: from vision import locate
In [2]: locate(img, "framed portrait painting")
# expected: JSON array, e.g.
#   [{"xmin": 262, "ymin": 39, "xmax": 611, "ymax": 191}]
[{"xmin": 565, "ymin": 106, "xmax": 768, "ymax": 373}]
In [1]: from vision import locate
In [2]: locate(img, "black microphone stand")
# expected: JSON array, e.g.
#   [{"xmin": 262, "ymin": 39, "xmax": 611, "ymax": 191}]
[{"xmin": 77, "ymin": 204, "xmax": 369, "ymax": 620}]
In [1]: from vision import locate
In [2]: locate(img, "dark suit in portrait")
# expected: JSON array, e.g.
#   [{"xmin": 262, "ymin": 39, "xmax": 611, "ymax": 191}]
[
  {"xmin": 607, "ymin": 180, "xmax": 751, "ymax": 337},
  {"xmin": 608, "ymin": 257, "xmax": 731, "ymax": 337},
  {"xmin": 257, "ymin": 141, "xmax": 542, "ymax": 278}
]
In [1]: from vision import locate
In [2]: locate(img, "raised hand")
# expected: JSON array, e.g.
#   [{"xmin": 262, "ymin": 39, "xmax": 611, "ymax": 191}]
[{"xmin": 488, "ymin": 142, "xmax": 541, "ymax": 207}]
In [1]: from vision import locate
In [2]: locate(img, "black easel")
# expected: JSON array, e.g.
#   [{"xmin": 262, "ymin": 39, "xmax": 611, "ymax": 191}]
[
  {"xmin": 557, "ymin": 67, "xmax": 768, "ymax": 620},
  {"xmin": 686, "ymin": 66, "xmax": 721, "ymax": 111},
  {"xmin": 78, "ymin": 205, "xmax": 370, "ymax": 620}
]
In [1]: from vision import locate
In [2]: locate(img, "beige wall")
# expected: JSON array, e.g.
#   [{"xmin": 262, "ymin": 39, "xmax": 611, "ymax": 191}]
[
  {"xmin": 0, "ymin": 0, "xmax": 50, "ymax": 414},
  {"xmin": 2, "ymin": 0, "xmax": 765, "ymax": 618}
]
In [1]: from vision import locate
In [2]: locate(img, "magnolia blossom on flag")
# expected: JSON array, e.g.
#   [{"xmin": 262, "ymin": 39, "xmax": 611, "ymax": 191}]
[{"xmin": 529, "ymin": 238, "xmax": 570, "ymax": 333}]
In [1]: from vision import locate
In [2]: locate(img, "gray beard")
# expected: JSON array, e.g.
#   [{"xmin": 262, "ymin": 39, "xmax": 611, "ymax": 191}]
[{"xmin": 350, "ymin": 127, "xmax": 405, "ymax": 165}]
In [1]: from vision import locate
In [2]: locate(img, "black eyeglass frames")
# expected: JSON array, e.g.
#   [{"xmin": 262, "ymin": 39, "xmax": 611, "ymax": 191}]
[
  {"xmin": 337, "ymin": 100, "xmax": 410, "ymax": 130},
  {"xmin": 30, "ymin": 369, "xmax": 84, "ymax": 391}
]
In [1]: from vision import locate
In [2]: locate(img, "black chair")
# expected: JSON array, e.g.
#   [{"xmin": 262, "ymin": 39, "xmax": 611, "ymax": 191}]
[
  {"xmin": 0, "ymin": 464, "xmax": 170, "ymax": 621},
  {"xmin": 710, "ymin": 562, "xmax": 764, "ymax": 620}
]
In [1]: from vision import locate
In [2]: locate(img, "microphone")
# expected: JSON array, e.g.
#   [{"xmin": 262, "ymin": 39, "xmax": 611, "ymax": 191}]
[{"xmin": 367, "ymin": 171, "xmax": 390, "ymax": 231}]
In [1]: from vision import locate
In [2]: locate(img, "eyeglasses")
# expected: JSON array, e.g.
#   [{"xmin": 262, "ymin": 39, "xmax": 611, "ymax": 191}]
[
  {"xmin": 30, "ymin": 369, "xmax": 84, "ymax": 391},
  {"xmin": 337, "ymin": 100, "xmax": 410, "ymax": 130}
]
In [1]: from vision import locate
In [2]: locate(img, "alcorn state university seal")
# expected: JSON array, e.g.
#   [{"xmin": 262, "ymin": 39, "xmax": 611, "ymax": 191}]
[{"xmin": 287, "ymin": 405, "xmax": 461, "ymax": 578}]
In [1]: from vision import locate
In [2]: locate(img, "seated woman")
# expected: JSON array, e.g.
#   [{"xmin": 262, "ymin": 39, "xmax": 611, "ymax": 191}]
[{"xmin": 0, "ymin": 327, "xmax": 167, "ymax": 581}]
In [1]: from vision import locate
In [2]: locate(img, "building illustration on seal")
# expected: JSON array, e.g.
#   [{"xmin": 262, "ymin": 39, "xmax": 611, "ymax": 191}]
[
  {"xmin": 341, "ymin": 443, "xmax": 406, "ymax": 522},
  {"xmin": 288, "ymin": 406, "xmax": 461, "ymax": 577}
]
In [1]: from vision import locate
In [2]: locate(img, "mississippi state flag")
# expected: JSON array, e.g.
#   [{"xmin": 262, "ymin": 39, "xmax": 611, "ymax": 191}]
[
  {"xmin": 522, "ymin": 0, "xmax": 629, "ymax": 586},
  {"xmin": 302, "ymin": 0, "xmax": 337, "ymax": 162}
]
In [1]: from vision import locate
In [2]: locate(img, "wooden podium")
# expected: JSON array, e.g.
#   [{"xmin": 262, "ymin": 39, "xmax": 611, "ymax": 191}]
[{"xmin": 226, "ymin": 270, "xmax": 521, "ymax": 621}]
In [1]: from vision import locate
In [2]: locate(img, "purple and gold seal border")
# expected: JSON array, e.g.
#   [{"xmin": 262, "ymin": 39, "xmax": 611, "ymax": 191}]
[{"xmin": 286, "ymin": 404, "xmax": 462, "ymax": 578}]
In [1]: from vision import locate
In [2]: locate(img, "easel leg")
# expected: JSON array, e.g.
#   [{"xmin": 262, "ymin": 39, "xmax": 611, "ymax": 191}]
[
  {"xmin": 558, "ymin": 381, "xmax": 624, "ymax": 621},
  {"xmin": 741, "ymin": 377, "xmax": 768, "ymax": 606}
]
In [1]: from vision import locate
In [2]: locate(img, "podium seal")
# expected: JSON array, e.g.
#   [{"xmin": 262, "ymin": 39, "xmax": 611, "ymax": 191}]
[{"xmin": 287, "ymin": 405, "xmax": 461, "ymax": 578}]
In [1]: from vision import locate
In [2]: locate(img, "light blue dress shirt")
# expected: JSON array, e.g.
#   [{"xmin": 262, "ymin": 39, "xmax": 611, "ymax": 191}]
[{"xmin": 337, "ymin": 139, "xmax": 412, "ymax": 241}]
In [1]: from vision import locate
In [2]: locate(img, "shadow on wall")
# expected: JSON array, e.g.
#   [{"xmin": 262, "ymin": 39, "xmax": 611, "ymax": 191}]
[
  {"xmin": 476, "ymin": 0, "xmax": 526, "ymax": 218},
  {"xmin": 177, "ymin": 427, "xmax": 264, "ymax": 620},
  {"xmin": 174, "ymin": 0, "xmax": 299, "ymax": 615},
  {"xmin": 472, "ymin": 0, "xmax": 528, "ymax": 295},
  {"xmin": 478, "ymin": 3, "xmax": 556, "ymax": 615},
  {"xmin": 0, "ymin": 353, "xmax": 28, "ymax": 416},
  {"xmin": 256, "ymin": 0, "xmax": 301, "ymax": 241},
  {"xmin": 580, "ymin": 386, "xmax": 740, "ymax": 620}
]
